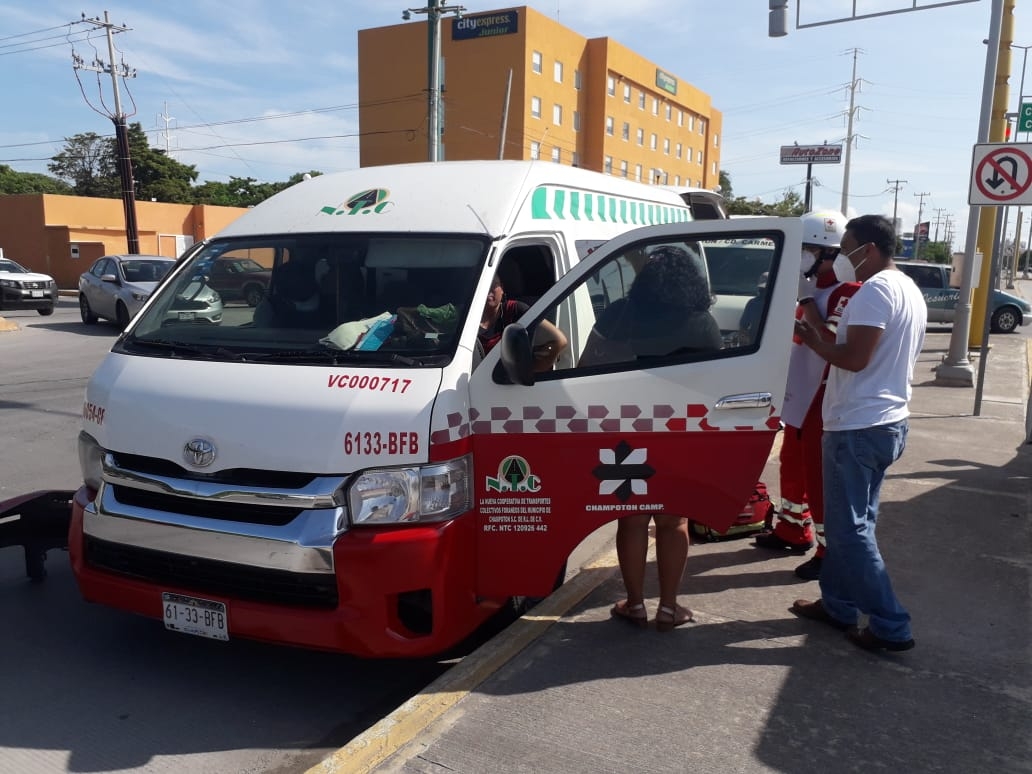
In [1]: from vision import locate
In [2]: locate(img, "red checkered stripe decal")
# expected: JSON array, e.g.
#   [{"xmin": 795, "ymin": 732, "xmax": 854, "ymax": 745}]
[{"xmin": 430, "ymin": 404, "xmax": 780, "ymax": 445}]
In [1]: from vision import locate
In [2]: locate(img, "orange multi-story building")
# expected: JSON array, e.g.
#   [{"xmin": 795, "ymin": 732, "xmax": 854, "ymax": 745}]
[{"xmin": 358, "ymin": 5, "xmax": 722, "ymax": 190}]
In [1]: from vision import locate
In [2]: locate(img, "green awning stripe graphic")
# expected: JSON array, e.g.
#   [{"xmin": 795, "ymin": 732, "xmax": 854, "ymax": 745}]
[{"xmin": 529, "ymin": 185, "xmax": 689, "ymax": 224}]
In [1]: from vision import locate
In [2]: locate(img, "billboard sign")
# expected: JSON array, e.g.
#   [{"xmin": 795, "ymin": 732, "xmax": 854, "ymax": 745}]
[
  {"xmin": 780, "ymin": 144, "xmax": 843, "ymax": 165},
  {"xmin": 453, "ymin": 10, "xmax": 519, "ymax": 40},
  {"xmin": 656, "ymin": 69, "xmax": 678, "ymax": 96}
]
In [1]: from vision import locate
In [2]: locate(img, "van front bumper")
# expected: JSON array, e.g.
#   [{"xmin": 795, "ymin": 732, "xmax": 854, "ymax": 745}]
[{"xmin": 69, "ymin": 487, "xmax": 495, "ymax": 657}]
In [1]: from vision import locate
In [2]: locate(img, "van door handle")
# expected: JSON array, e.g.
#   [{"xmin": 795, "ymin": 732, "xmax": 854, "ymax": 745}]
[{"xmin": 714, "ymin": 392, "xmax": 772, "ymax": 410}]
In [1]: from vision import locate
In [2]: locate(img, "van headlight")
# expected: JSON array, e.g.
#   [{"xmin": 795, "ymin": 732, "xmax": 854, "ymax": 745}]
[
  {"xmin": 78, "ymin": 431, "xmax": 105, "ymax": 491},
  {"xmin": 347, "ymin": 455, "xmax": 472, "ymax": 526}
]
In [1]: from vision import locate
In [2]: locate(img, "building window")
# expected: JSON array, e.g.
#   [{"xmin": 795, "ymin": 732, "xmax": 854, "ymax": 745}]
[
  {"xmin": 531, "ymin": 96, "xmax": 541, "ymax": 119},
  {"xmin": 532, "ymin": 51, "xmax": 542, "ymax": 74},
  {"xmin": 634, "ymin": 163, "xmax": 643, "ymax": 182},
  {"xmin": 677, "ymin": 109, "xmax": 683, "ymax": 127},
  {"xmin": 554, "ymin": 104, "xmax": 563, "ymax": 126},
  {"xmin": 676, "ymin": 143, "xmax": 682, "ymax": 159},
  {"xmin": 714, "ymin": 134, "xmax": 719, "ymax": 147},
  {"xmin": 712, "ymin": 162, "xmax": 717, "ymax": 176},
  {"xmin": 572, "ymin": 151, "xmax": 580, "ymax": 167},
  {"xmin": 552, "ymin": 146, "xmax": 561, "ymax": 163},
  {"xmin": 651, "ymin": 97, "xmax": 659, "ymax": 116},
  {"xmin": 573, "ymin": 111, "xmax": 581, "ymax": 132},
  {"xmin": 607, "ymin": 76, "xmax": 616, "ymax": 96},
  {"xmin": 622, "ymin": 121, "xmax": 630, "ymax": 141},
  {"xmin": 650, "ymin": 133, "xmax": 657, "ymax": 151},
  {"xmin": 636, "ymin": 127, "xmax": 644, "ymax": 146},
  {"xmin": 663, "ymin": 138, "xmax": 670, "ymax": 155},
  {"xmin": 674, "ymin": 175, "xmax": 680, "ymax": 186},
  {"xmin": 697, "ymin": 149, "xmax": 703, "ymax": 164},
  {"xmin": 699, "ymin": 119, "xmax": 706, "ymax": 135},
  {"xmin": 606, "ymin": 115, "xmax": 615, "ymax": 135},
  {"xmin": 665, "ymin": 104, "xmax": 672, "ymax": 121},
  {"xmin": 620, "ymin": 159, "xmax": 628, "ymax": 177},
  {"xmin": 530, "ymin": 141, "xmax": 540, "ymax": 160},
  {"xmin": 638, "ymin": 91, "xmax": 645, "ymax": 110},
  {"xmin": 687, "ymin": 115, "xmax": 695, "ymax": 131},
  {"xmin": 554, "ymin": 61, "xmax": 564, "ymax": 83},
  {"xmin": 574, "ymin": 69, "xmax": 582, "ymax": 90},
  {"xmin": 604, "ymin": 155, "xmax": 613, "ymax": 174},
  {"xmin": 623, "ymin": 84, "xmax": 631, "ymax": 103}
]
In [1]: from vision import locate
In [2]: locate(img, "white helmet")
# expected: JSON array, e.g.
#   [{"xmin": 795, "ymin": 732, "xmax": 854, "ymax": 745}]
[{"xmin": 800, "ymin": 210, "xmax": 847, "ymax": 249}]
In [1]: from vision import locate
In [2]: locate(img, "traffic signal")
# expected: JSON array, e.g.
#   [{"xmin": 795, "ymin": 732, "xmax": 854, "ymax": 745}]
[{"xmin": 1006, "ymin": 123, "xmax": 1012, "ymax": 141}]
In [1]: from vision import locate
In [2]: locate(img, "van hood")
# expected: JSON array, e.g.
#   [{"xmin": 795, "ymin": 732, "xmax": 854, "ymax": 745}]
[{"xmin": 84, "ymin": 353, "xmax": 441, "ymax": 474}]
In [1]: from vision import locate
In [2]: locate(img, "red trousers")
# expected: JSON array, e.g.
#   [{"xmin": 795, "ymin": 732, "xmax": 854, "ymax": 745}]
[{"xmin": 771, "ymin": 385, "xmax": 825, "ymax": 555}]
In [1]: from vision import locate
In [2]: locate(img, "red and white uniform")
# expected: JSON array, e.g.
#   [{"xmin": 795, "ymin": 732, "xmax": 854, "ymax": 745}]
[{"xmin": 769, "ymin": 274, "xmax": 860, "ymax": 552}]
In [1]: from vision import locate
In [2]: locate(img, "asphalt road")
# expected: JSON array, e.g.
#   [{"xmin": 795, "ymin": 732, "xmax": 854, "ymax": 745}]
[{"xmin": 0, "ymin": 299, "xmax": 453, "ymax": 774}]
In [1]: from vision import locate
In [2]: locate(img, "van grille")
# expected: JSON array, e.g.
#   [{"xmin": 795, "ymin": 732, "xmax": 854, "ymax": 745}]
[
  {"xmin": 110, "ymin": 485, "xmax": 302, "ymax": 526},
  {"xmin": 85, "ymin": 536, "xmax": 338, "ymax": 609}
]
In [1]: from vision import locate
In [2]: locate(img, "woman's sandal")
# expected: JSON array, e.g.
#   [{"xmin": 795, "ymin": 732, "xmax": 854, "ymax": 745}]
[
  {"xmin": 655, "ymin": 603, "xmax": 694, "ymax": 632},
  {"xmin": 610, "ymin": 600, "xmax": 648, "ymax": 629}
]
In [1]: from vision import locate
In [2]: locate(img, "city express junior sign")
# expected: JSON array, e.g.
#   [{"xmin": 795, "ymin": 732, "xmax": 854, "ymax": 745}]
[{"xmin": 453, "ymin": 10, "xmax": 518, "ymax": 40}]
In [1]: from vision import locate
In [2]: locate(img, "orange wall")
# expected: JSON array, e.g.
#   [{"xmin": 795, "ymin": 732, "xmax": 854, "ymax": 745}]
[
  {"xmin": 357, "ymin": 6, "xmax": 722, "ymax": 188},
  {"xmin": 0, "ymin": 194, "xmax": 247, "ymax": 288}
]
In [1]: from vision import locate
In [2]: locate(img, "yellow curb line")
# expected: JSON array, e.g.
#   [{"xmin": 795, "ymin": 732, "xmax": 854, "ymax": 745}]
[
  {"xmin": 308, "ymin": 554, "xmax": 619, "ymax": 774},
  {"xmin": 0, "ymin": 316, "xmax": 18, "ymax": 332}
]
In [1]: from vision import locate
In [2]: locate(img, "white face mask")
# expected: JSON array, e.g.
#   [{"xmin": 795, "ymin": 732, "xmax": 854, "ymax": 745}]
[
  {"xmin": 800, "ymin": 248, "xmax": 821, "ymax": 279},
  {"xmin": 834, "ymin": 243, "xmax": 869, "ymax": 283}
]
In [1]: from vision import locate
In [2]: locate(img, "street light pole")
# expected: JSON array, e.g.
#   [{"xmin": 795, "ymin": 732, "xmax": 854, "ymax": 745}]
[{"xmin": 403, "ymin": 1, "xmax": 466, "ymax": 162}]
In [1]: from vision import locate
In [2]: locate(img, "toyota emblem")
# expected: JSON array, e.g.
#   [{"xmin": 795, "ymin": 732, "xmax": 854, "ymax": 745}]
[{"xmin": 183, "ymin": 438, "xmax": 217, "ymax": 468}]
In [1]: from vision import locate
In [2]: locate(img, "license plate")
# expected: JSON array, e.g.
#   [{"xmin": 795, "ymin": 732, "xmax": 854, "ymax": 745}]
[
  {"xmin": 162, "ymin": 592, "xmax": 229, "ymax": 641},
  {"xmin": 177, "ymin": 311, "xmax": 196, "ymax": 320},
  {"xmin": 30, "ymin": 290, "xmax": 43, "ymax": 298}
]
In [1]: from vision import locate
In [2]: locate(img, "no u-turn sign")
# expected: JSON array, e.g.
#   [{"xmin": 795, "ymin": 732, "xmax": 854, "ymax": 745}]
[{"xmin": 969, "ymin": 143, "xmax": 1032, "ymax": 205}]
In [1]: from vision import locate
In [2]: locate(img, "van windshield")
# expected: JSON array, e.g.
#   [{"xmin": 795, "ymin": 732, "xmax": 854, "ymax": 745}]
[{"xmin": 120, "ymin": 234, "xmax": 490, "ymax": 366}]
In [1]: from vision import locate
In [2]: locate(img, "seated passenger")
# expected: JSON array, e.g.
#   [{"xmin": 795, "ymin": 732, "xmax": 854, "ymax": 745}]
[
  {"xmin": 579, "ymin": 244, "xmax": 722, "ymax": 366},
  {"xmin": 254, "ymin": 260, "xmax": 328, "ymax": 328},
  {"xmin": 478, "ymin": 274, "xmax": 567, "ymax": 372},
  {"xmin": 738, "ymin": 271, "xmax": 769, "ymax": 346}
]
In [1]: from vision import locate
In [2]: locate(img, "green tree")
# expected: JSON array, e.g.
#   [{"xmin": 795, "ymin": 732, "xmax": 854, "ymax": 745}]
[
  {"xmin": 47, "ymin": 131, "xmax": 118, "ymax": 197},
  {"xmin": 718, "ymin": 169, "xmax": 733, "ymax": 201},
  {"xmin": 125, "ymin": 122, "xmax": 198, "ymax": 203},
  {"xmin": 0, "ymin": 164, "xmax": 72, "ymax": 194},
  {"xmin": 725, "ymin": 187, "xmax": 806, "ymax": 217}
]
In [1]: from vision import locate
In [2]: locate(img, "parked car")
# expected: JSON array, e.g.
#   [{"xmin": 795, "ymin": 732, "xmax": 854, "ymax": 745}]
[
  {"xmin": 0, "ymin": 258, "xmax": 57, "ymax": 315},
  {"xmin": 79, "ymin": 254, "xmax": 223, "ymax": 329},
  {"xmin": 896, "ymin": 260, "xmax": 1031, "ymax": 334},
  {"xmin": 205, "ymin": 256, "xmax": 272, "ymax": 307}
]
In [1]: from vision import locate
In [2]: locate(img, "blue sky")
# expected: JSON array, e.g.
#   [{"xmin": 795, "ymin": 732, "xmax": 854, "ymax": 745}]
[{"xmin": 0, "ymin": 1, "xmax": 1020, "ymax": 246}]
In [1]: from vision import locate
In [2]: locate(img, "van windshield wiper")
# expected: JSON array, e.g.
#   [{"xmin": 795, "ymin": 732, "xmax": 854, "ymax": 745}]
[
  {"xmin": 241, "ymin": 348, "xmax": 420, "ymax": 366},
  {"xmin": 122, "ymin": 337, "xmax": 234, "ymax": 360}
]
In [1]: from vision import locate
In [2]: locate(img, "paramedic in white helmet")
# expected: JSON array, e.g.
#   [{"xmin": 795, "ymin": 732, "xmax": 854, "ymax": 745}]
[{"xmin": 753, "ymin": 210, "xmax": 860, "ymax": 581}]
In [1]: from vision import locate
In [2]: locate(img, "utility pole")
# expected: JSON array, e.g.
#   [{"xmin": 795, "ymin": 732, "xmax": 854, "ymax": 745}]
[
  {"xmin": 913, "ymin": 191, "xmax": 930, "ymax": 260},
  {"xmin": 932, "ymin": 207, "xmax": 947, "ymax": 243},
  {"xmin": 403, "ymin": 1, "xmax": 466, "ymax": 162},
  {"xmin": 74, "ymin": 12, "xmax": 139, "ymax": 253},
  {"xmin": 887, "ymin": 178, "xmax": 907, "ymax": 234},
  {"xmin": 156, "ymin": 101, "xmax": 176, "ymax": 159},
  {"xmin": 840, "ymin": 48, "xmax": 863, "ymax": 215}
]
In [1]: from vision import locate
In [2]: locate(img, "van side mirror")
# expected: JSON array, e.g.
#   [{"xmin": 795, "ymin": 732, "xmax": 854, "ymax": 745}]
[{"xmin": 494, "ymin": 323, "xmax": 535, "ymax": 386}]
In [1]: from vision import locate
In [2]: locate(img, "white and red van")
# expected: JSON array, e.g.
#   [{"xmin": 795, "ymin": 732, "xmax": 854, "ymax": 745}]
[{"xmin": 68, "ymin": 161, "xmax": 800, "ymax": 657}]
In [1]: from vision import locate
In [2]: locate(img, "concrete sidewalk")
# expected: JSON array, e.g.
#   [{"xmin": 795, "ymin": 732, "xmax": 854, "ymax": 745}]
[{"xmin": 316, "ymin": 328, "xmax": 1032, "ymax": 773}]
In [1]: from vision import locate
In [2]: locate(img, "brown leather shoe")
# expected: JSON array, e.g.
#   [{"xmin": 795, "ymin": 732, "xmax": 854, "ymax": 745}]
[
  {"xmin": 790, "ymin": 599, "xmax": 851, "ymax": 631},
  {"xmin": 846, "ymin": 626, "xmax": 915, "ymax": 652}
]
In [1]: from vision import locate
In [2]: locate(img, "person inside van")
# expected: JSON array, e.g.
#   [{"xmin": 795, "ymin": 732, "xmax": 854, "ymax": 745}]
[
  {"xmin": 254, "ymin": 259, "xmax": 332, "ymax": 329},
  {"xmin": 478, "ymin": 274, "xmax": 567, "ymax": 371}
]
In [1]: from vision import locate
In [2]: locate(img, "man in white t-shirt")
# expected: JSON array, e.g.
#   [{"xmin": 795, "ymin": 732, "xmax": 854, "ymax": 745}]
[{"xmin": 788, "ymin": 214, "xmax": 926, "ymax": 653}]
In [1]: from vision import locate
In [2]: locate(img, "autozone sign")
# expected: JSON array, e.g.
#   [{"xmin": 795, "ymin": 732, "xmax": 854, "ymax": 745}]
[{"xmin": 780, "ymin": 144, "xmax": 843, "ymax": 164}]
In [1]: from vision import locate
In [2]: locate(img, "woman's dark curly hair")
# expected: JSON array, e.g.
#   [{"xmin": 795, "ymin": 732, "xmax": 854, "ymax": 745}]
[{"xmin": 628, "ymin": 244, "xmax": 713, "ymax": 312}]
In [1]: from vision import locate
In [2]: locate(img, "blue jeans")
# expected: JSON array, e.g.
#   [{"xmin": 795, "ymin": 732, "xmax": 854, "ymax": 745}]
[{"xmin": 819, "ymin": 420, "xmax": 912, "ymax": 642}]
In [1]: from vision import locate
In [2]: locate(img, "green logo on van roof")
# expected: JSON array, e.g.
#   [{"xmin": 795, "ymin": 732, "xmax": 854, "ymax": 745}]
[
  {"xmin": 321, "ymin": 188, "xmax": 394, "ymax": 215},
  {"xmin": 530, "ymin": 186, "xmax": 689, "ymax": 225}
]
